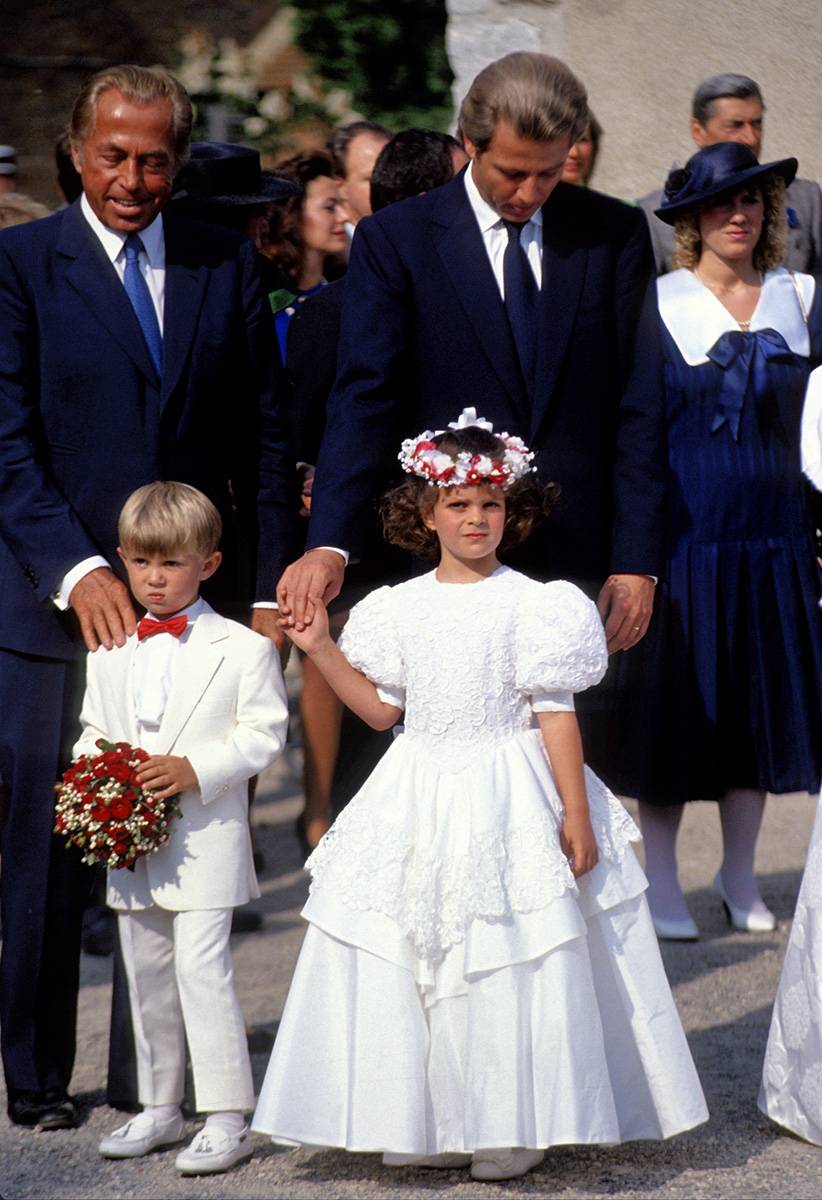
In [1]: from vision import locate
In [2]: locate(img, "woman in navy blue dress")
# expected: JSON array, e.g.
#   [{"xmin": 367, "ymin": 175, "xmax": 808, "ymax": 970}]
[{"xmin": 599, "ymin": 143, "xmax": 822, "ymax": 939}]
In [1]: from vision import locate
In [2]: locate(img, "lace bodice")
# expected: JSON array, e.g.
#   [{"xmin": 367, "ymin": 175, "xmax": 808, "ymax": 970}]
[{"xmin": 339, "ymin": 567, "xmax": 607, "ymax": 750}]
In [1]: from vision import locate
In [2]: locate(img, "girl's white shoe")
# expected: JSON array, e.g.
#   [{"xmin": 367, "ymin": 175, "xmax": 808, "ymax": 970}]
[
  {"xmin": 471, "ymin": 1148, "xmax": 545, "ymax": 1181},
  {"xmin": 383, "ymin": 1151, "xmax": 472, "ymax": 1169}
]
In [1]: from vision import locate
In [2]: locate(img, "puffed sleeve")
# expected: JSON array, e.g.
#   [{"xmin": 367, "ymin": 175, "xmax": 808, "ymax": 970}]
[
  {"xmin": 338, "ymin": 585, "xmax": 405, "ymax": 708},
  {"xmin": 515, "ymin": 580, "xmax": 608, "ymax": 712}
]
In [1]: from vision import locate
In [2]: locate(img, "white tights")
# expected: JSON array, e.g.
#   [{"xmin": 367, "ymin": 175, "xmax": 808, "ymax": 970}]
[{"xmin": 638, "ymin": 788, "xmax": 768, "ymax": 921}]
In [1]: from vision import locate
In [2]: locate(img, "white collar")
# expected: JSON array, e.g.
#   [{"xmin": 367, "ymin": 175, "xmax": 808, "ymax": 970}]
[
  {"xmin": 658, "ymin": 267, "xmax": 814, "ymax": 364},
  {"xmin": 80, "ymin": 193, "xmax": 165, "ymax": 267},
  {"xmin": 464, "ymin": 160, "xmax": 543, "ymax": 235}
]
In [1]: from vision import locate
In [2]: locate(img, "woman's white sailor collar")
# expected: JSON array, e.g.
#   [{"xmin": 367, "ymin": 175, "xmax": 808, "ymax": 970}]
[{"xmin": 657, "ymin": 266, "xmax": 814, "ymax": 364}]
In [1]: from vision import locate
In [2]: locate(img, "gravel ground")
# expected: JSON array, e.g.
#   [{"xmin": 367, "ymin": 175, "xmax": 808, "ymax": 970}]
[{"xmin": 2, "ymin": 738, "xmax": 821, "ymax": 1199}]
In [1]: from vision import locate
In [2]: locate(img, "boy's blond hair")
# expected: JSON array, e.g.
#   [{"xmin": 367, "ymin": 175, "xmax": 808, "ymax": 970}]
[{"xmin": 118, "ymin": 482, "xmax": 221, "ymax": 557}]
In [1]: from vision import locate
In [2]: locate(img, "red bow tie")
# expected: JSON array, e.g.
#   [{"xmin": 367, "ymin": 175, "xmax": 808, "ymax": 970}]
[{"xmin": 137, "ymin": 614, "xmax": 188, "ymax": 641}]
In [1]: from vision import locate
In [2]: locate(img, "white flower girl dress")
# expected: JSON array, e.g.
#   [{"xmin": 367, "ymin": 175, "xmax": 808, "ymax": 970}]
[{"xmin": 253, "ymin": 567, "xmax": 707, "ymax": 1153}]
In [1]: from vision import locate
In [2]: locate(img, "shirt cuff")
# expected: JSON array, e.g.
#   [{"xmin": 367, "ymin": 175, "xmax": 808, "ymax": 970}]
[
  {"xmin": 252, "ymin": 601, "xmax": 278, "ymax": 610},
  {"xmin": 54, "ymin": 556, "xmax": 110, "ymax": 610},
  {"xmin": 316, "ymin": 546, "xmax": 350, "ymax": 566},
  {"xmin": 531, "ymin": 689, "xmax": 575, "ymax": 713}
]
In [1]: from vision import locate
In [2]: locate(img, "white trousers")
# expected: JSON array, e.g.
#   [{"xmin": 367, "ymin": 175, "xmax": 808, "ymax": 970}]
[{"xmin": 117, "ymin": 907, "xmax": 255, "ymax": 1112}]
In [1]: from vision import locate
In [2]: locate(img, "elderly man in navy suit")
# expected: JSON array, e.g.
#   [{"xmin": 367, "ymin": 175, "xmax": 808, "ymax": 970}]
[
  {"xmin": 279, "ymin": 52, "xmax": 665, "ymax": 655},
  {"xmin": 0, "ymin": 64, "xmax": 292, "ymax": 1129}
]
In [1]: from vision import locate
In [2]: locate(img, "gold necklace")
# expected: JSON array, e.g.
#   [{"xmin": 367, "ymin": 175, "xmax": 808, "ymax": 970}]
[{"xmin": 694, "ymin": 269, "xmax": 760, "ymax": 332}]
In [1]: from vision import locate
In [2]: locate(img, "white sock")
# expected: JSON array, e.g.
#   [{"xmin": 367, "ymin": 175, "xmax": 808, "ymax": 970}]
[
  {"xmin": 718, "ymin": 789, "xmax": 770, "ymax": 911},
  {"xmin": 638, "ymin": 801, "xmax": 692, "ymax": 921},
  {"xmin": 143, "ymin": 1103, "xmax": 181, "ymax": 1123},
  {"xmin": 203, "ymin": 1110, "xmax": 246, "ymax": 1136}
]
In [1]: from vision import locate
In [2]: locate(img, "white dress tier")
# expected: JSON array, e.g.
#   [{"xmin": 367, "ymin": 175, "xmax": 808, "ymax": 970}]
[
  {"xmin": 253, "ymin": 568, "xmax": 708, "ymax": 1152},
  {"xmin": 760, "ymin": 791, "xmax": 822, "ymax": 1142}
]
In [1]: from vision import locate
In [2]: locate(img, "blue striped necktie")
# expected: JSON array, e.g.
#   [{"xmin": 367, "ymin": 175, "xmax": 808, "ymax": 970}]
[{"xmin": 123, "ymin": 234, "xmax": 162, "ymax": 378}]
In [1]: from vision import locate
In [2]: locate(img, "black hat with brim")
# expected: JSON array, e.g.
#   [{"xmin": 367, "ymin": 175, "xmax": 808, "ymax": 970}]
[
  {"xmin": 654, "ymin": 141, "xmax": 797, "ymax": 225},
  {"xmin": 171, "ymin": 142, "xmax": 301, "ymax": 208}
]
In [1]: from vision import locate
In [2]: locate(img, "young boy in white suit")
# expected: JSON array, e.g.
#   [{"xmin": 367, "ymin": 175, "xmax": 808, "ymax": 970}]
[{"xmin": 76, "ymin": 482, "xmax": 289, "ymax": 1176}]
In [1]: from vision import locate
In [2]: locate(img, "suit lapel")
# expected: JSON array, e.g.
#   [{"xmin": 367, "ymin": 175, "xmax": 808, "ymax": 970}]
[
  {"xmin": 432, "ymin": 180, "xmax": 528, "ymax": 418},
  {"xmin": 530, "ymin": 188, "xmax": 587, "ymax": 438},
  {"xmin": 156, "ymin": 608, "xmax": 228, "ymax": 753},
  {"xmin": 160, "ymin": 215, "xmax": 208, "ymax": 411},
  {"xmin": 57, "ymin": 202, "xmax": 161, "ymax": 388}
]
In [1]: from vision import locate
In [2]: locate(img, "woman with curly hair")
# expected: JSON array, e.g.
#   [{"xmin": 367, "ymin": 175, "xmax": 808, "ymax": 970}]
[
  {"xmin": 596, "ymin": 142, "xmax": 822, "ymax": 940},
  {"xmin": 261, "ymin": 150, "xmax": 346, "ymax": 363}
]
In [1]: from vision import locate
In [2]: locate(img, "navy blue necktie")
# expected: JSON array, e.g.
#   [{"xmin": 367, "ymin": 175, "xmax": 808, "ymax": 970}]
[
  {"xmin": 123, "ymin": 234, "xmax": 162, "ymax": 378},
  {"xmin": 502, "ymin": 219, "xmax": 538, "ymax": 395}
]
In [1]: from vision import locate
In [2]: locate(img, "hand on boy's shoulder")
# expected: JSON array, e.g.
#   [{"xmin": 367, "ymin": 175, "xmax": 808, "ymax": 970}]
[{"xmin": 70, "ymin": 567, "xmax": 136, "ymax": 652}]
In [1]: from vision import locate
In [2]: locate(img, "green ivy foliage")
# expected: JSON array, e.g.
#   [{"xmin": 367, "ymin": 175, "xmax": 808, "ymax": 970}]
[{"xmin": 292, "ymin": 0, "xmax": 454, "ymax": 131}]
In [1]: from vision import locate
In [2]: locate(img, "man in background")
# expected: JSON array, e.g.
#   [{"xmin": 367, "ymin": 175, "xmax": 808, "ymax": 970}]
[
  {"xmin": 637, "ymin": 73, "xmax": 822, "ymax": 273},
  {"xmin": 327, "ymin": 119, "xmax": 390, "ymax": 239}
]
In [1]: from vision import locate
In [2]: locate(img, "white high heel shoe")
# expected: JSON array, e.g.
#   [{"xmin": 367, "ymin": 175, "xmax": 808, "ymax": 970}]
[
  {"xmin": 650, "ymin": 911, "xmax": 699, "ymax": 941},
  {"xmin": 714, "ymin": 871, "xmax": 776, "ymax": 932}
]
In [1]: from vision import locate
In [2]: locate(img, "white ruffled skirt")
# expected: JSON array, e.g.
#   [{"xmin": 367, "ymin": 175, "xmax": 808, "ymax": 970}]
[
  {"xmin": 759, "ymin": 792, "xmax": 822, "ymax": 1144},
  {"xmin": 252, "ymin": 729, "xmax": 708, "ymax": 1151}
]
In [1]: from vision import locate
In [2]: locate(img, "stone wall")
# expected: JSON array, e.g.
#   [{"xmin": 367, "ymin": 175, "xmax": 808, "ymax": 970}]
[{"xmin": 446, "ymin": 0, "xmax": 822, "ymax": 201}]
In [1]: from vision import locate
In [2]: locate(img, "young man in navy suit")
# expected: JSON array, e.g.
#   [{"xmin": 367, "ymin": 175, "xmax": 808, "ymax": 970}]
[
  {"xmin": 279, "ymin": 52, "xmax": 665, "ymax": 654},
  {"xmin": 0, "ymin": 64, "xmax": 292, "ymax": 1129}
]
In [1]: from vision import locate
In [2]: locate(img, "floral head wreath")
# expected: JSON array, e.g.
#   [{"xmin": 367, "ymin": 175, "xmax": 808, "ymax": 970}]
[{"xmin": 398, "ymin": 407, "xmax": 536, "ymax": 490}]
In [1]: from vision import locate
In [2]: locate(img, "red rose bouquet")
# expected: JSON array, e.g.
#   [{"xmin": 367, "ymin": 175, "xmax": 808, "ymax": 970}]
[{"xmin": 54, "ymin": 738, "xmax": 181, "ymax": 870}]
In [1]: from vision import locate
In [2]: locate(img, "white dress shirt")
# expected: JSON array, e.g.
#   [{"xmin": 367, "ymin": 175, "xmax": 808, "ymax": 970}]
[
  {"xmin": 54, "ymin": 199, "xmax": 166, "ymax": 610},
  {"xmin": 135, "ymin": 597, "xmax": 204, "ymax": 750},
  {"xmin": 463, "ymin": 160, "xmax": 543, "ymax": 294}
]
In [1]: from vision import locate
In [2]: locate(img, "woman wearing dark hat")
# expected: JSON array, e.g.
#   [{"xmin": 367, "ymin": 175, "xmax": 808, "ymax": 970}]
[{"xmin": 596, "ymin": 142, "xmax": 822, "ymax": 940}]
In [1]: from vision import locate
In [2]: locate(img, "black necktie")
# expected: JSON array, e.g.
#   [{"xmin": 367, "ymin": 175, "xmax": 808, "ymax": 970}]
[{"xmin": 502, "ymin": 219, "xmax": 538, "ymax": 396}]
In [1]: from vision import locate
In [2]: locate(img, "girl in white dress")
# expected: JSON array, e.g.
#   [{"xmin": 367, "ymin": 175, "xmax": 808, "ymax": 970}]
[
  {"xmin": 253, "ymin": 410, "xmax": 708, "ymax": 1181},
  {"xmin": 758, "ymin": 368, "xmax": 822, "ymax": 1142}
]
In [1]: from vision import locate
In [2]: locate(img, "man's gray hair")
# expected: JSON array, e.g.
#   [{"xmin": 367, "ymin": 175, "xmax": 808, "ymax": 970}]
[
  {"xmin": 71, "ymin": 64, "xmax": 193, "ymax": 168},
  {"xmin": 458, "ymin": 52, "xmax": 588, "ymax": 153},
  {"xmin": 692, "ymin": 73, "xmax": 765, "ymax": 126}
]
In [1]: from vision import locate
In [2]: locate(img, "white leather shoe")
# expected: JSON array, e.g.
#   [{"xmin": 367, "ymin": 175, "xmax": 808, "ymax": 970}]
[
  {"xmin": 99, "ymin": 1111, "xmax": 185, "ymax": 1158},
  {"xmin": 714, "ymin": 871, "xmax": 776, "ymax": 932},
  {"xmin": 471, "ymin": 1148, "xmax": 545, "ymax": 1181},
  {"xmin": 175, "ymin": 1124, "xmax": 253, "ymax": 1175},
  {"xmin": 651, "ymin": 911, "xmax": 699, "ymax": 941},
  {"xmin": 383, "ymin": 1151, "xmax": 472, "ymax": 1168}
]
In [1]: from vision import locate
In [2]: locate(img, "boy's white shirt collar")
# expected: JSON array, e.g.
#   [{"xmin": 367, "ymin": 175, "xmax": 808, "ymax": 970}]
[{"xmin": 658, "ymin": 267, "xmax": 814, "ymax": 365}]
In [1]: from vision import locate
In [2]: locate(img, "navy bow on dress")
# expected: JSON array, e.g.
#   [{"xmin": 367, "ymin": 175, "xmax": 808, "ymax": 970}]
[{"xmin": 705, "ymin": 328, "xmax": 795, "ymax": 441}]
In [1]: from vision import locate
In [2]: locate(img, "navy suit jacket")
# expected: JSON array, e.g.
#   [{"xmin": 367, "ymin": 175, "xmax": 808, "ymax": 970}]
[
  {"xmin": 0, "ymin": 200, "xmax": 295, "ymax": 660},
  {"xmin": 307, "ymin": 173, "xmax": 666, "ymax": 586}
]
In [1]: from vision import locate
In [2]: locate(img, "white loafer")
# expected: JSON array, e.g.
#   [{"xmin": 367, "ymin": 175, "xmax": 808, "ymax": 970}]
[
  {"xmin": 471, "ymin": 1147, "xmax": 545, "ymax": 1181},
  {"xmin": 99, "ymin": 1111, "xmax": 185, "ymax": 1158},
  {"xmin": 383, "ymin": 1151, "xmax": 472, "ymax": 1168},
  {"xmin": 175, "ymin": 1124, "xmax": 253, "ymax": 1175},
  {"xmin": 714, "ymin": 871, "xmax": 776, "ymax": 932}
]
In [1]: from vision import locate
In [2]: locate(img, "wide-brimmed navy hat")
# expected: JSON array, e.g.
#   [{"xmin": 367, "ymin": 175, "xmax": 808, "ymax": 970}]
[
  {"xmin": 654, "ymin": 142, "xmax": 797, "ymax": 225},
  {"xmin": 171, "ymin": 142, "xmax": 301, "ymax": 207}
]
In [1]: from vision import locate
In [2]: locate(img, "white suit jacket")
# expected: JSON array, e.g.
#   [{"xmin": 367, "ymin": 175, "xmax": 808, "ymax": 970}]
[{"xmin": 73, "ymin": 604, "xmax": 288, "ymax": 911}]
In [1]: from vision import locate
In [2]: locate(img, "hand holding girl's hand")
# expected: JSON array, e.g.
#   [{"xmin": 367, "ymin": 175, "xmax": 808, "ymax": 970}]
[
  {"xmin": 560, "ymin": 812, "xmax": 599, "ymax": 877},
  {"xmin": 136, "ymin": 755, "xmax": 197, "ymax": 800},
  {"xmin": 279, "ymin": 599, "xmax": 331, "ymax": 654}
]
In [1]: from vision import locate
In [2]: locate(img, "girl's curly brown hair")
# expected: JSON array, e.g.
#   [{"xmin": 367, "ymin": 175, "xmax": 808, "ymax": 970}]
[
  {"xmin": 671, "ymin": 174, "xmax": 786, "ymax": 272},
  {"xmin": 380, "ymin": 426, "xmax": 557, "ymax": 559}
]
